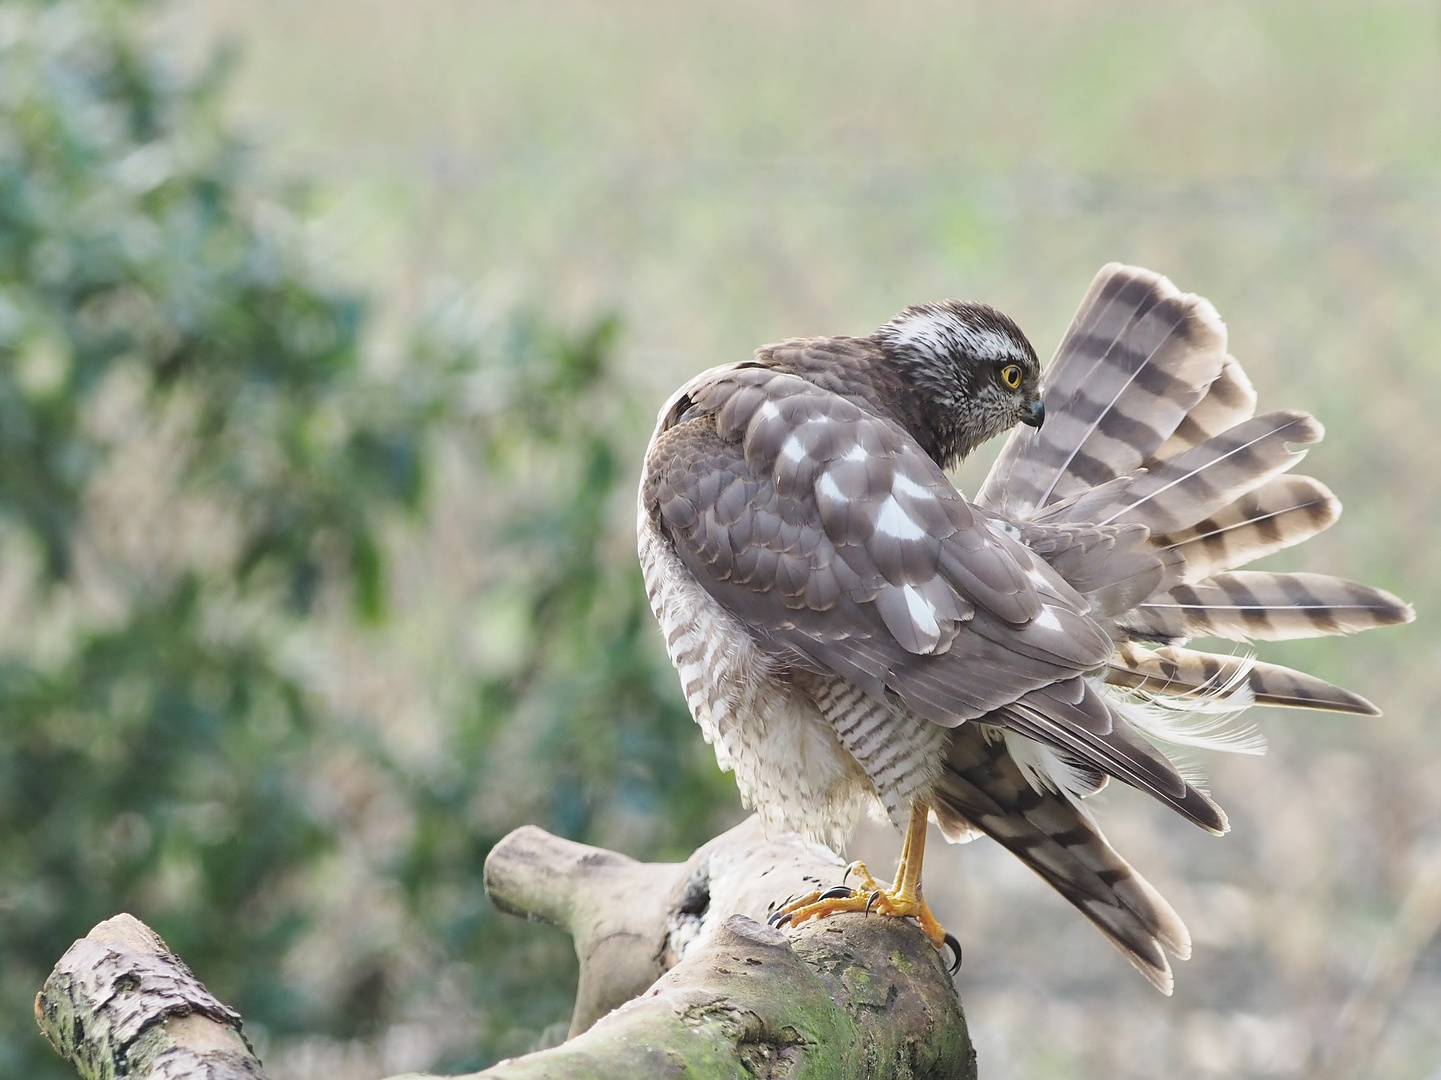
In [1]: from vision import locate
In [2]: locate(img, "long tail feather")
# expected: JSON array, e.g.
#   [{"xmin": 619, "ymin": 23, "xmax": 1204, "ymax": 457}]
[
  {"xmin": 1106, "ymin": 642, "xmax": 1382, "ymax": 716},
  {"xmin": 1159, "ymin": 474, "xmax": 1340, "ymax": 583},
  {"xmin": 979, "ymin": 265, "xmax": 1228, "ymax": 517},
  {"xmin": 1120, "ymin": 571, "xmax": 1415, "ymax": 642},
  {"xmin": 1149, "ymin": 353, "xmax": 1257, "ymax": 463},
  {"xmin": 1096, "ymin": 411, "xmax": 1323, "ymax": 534},
  {"xmin": 936, "ymin": 726, "xmax": 1190, "ymax": 994},
  {"xmin": 951, "ymin": 262, "xmax": 1415, "ymax": 992}
]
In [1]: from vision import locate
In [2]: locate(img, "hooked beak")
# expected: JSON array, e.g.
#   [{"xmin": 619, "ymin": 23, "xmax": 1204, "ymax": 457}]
[{"xmin": 1021, "ymin": 398, "xmax": 1045, "ymax": 429}]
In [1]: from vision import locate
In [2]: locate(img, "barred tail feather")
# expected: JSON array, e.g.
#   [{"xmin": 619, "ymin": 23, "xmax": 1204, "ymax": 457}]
[
  {"xmin": 1106, "ymin": 642, "xmax": 1382, "ymax": 716},
  {"xmin": 946, "ymin": 262, "xmax": 1415, "ymax": 992},
  {"xmin": 1159, "ymin": 474, "xmax": 1340, "ymax": 584},
  {"xmin": 978, "ymin": 264, "xmax": 1228, "ymax": 518},
  {"xmin": 1150, "ymin": 353, "xmax": 1257, "ymax": 462},
  {"xmin": 936, "ymin": 726, "xmax": 1190, "ymax": 994},
  {"xmin": 1096, "ymin": 411, "xmax": 1323, "ymax": 534},
  {"xmin": 1121, "ymin": 571, "xmax": 1415, "ymax": 642}
]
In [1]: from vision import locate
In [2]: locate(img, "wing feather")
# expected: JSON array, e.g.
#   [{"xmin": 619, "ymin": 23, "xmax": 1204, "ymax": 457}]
[
  {"xmin": 644, "ymin": 361, "xmax": 1114, "ymax": 726},
  {"xmin": 999, "ymin": 681, "xmax": 1228, "ymax": 833}
]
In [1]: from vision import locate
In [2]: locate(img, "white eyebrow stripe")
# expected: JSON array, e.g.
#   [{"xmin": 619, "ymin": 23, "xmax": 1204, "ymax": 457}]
[{"xmin": 875, "ymin": 496, "xmax": 927, "ymax": 540}]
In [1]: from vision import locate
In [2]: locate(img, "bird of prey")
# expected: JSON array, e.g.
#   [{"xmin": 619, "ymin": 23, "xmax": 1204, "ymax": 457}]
[{"xmin": 637, "ymin": 264, "xmax": 1414, "ymax": 991}]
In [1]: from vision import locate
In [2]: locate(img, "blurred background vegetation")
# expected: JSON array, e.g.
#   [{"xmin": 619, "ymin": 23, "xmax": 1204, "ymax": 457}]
[{"xmin": 2, "ymin": 0, "xmax": 1438, "ymax": 1078}]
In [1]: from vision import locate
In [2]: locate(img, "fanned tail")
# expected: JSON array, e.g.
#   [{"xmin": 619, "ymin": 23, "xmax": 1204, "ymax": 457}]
[{"xmin": 963, "ymin": 264, "xmax": 1414, "ymax": 986}]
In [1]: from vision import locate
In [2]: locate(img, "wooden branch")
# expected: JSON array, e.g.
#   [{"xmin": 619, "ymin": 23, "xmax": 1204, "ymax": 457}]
[
  {"xmin": 474, "ymin": 815, "xmax": 974, "ymax": 1079},
  {"xmin": 37, "ymin": 817, "xmax": 973, "ymax": 1080},
  {"xmin": 35, "ymin": 913, "xmax": 266, "ymax": 1080}
]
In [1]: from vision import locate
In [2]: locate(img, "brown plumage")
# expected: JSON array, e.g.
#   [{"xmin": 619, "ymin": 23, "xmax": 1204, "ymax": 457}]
[{"xmin": 637, "ymin": 264, "xmax": 1414, "ymax": 992}]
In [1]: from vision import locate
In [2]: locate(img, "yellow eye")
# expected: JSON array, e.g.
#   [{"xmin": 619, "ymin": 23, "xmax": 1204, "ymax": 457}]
[{"xmin": 1000, "ymin": 364, "xmax": 1023, "ymax": 390}]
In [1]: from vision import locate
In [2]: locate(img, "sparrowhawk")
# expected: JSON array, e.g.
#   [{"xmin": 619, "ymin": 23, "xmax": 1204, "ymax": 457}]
[{"xmin": 637, "ymin": 264, "xmax": 1414, "ymax": 991}]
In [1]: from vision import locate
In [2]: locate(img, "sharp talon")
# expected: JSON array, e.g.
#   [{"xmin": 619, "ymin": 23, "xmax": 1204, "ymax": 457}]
[
  {"xmin": 766, "ymin": 909, "xmax": 786, "ymax": 927},
  {"xmin": 865, "ymin": 890, "xmax": 883, "ymax": 915},
  {"xmin": 818, "ymin": 885, "xmax": 853, "ymax": 901},
  {"xmin": 772, "ymin": 913, "xmax": 793, "ymax": 928},
  {"xmin": 943, "ymin": 932, "xmax": 963, "ymax": 974}
]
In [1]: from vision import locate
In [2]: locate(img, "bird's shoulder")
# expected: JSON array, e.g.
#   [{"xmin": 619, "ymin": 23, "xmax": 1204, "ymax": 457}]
[{"xmin": 649, "ymin": 336, "xmax": 920, "ymax": 445}]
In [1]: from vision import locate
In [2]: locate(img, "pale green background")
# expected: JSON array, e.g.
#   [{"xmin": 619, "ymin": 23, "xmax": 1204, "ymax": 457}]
[{"xmin": 168, "ymin": 3, "xmax": 1441, "ymax": 1077}]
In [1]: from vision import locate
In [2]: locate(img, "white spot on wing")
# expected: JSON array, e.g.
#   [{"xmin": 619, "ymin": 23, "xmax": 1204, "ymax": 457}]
[
  {"xmin": 843, "ymin": 444, "xmax": 869, "ymax": 463},
  {"xmin": 1033, "ymin": 606, "xmax": 1064, "ymax": 632},
  {"xmin": 892, "ymin": 473, "xmax": 937, "ymax": 501},
  {"xmin": 902, "ymin": 584, "xmax": 940, "ymax": 637},
  {"xmin": 779, "ymin": 433, "xmax": 806, "ymax": 463},
  {"xmin": 756, "ymin": 400, "xmax": 781, "ymax": 423},
  {"xmin": 875, "ymin": 496, "xmax": 927, "ymax": 540},
  {"xmin": 816, "ymin": 472, "xmax": 845, "ymax": 504}
]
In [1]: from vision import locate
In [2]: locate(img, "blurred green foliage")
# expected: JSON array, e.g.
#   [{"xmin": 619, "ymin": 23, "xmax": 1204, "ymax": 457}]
[{"xmin": 0, "ymin": 1, "xmax": 729, "ymax": 1075}]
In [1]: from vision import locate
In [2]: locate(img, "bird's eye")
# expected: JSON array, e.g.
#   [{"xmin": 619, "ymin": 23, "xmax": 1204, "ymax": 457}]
[{"xmin": 1000, "ymin": 364, "xmax": 1023, "ymax": 390}]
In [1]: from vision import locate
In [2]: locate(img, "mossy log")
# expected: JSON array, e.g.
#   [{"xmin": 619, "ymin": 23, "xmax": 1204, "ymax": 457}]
[{"xmin": 36, "ymin": 816, "xmax": 974, "ymax": 1080}]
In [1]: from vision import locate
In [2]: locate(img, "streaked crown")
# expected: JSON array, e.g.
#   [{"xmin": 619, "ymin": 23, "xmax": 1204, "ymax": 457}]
[{"xmin": 874, "ymin": 300, "xmax": 1043, "ymax": 466}]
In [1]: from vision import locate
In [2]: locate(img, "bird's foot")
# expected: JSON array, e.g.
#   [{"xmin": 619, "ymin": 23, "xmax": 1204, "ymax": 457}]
[{"xmin": 766, "ymin": 861, "xmax": 960, "ymax": 971}]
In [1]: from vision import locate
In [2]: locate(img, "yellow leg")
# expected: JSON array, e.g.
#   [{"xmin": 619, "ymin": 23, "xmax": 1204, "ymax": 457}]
[{"xmin": 769, "ymin": 802, "xmax": 952, "ymax": 956}]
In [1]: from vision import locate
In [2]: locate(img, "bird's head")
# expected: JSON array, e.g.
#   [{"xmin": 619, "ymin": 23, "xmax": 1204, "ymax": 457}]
[{"xmin": 874, "ymin": 300, "xmax": 1044, "ymax": 467}]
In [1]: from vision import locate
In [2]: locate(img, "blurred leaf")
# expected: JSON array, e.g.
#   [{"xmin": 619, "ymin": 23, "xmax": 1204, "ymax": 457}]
[{"xmin": 0, "ymin": 2, "xmax": 730, "ymax": 1075}]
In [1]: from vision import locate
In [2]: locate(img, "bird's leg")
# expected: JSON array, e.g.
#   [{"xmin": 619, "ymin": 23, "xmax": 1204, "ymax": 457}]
[{"xmin": 768, "ymin": 802, "xmax": 949, "ymax": 950}]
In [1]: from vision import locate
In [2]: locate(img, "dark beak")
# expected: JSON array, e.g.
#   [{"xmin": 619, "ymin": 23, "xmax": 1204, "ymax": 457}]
[{"xmin": 1021, "ymin": 398, "xmax": 1045, "ymax": 428}]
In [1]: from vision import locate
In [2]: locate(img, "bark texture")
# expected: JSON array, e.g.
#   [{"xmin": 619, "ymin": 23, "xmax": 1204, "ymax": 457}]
[
  {"xmin": 38, "ymin": 817, "xmax": 974, "ymax": 1079},
  {"xmin": 35, "ymin": 913, "xmax": 265, "ymax": 1080},
  {"xmin": 475, "ymin": 815, "xmax": 974, "ymax": 1079}
]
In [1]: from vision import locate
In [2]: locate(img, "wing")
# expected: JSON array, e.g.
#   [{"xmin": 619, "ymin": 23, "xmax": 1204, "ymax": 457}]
[{"xmin": 643, "ymin": 357, "xmax": 1112, "ymax": 725}]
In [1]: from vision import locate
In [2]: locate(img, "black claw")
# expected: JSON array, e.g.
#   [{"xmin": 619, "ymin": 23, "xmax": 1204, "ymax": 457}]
[
  {"xmin": 818, "ymin": 885, "xmax": 854, "ymax": 901},
  {"xmin": 864, "ymin": 890, "xmax": 883, "ymax": 915},
  {"xmin": 771, "ymin": 912, "xmax": 793, "ymax": 929},
  {"xmin": 943, "ymin": 932, "xmax": 963, "ymax": 974}
]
